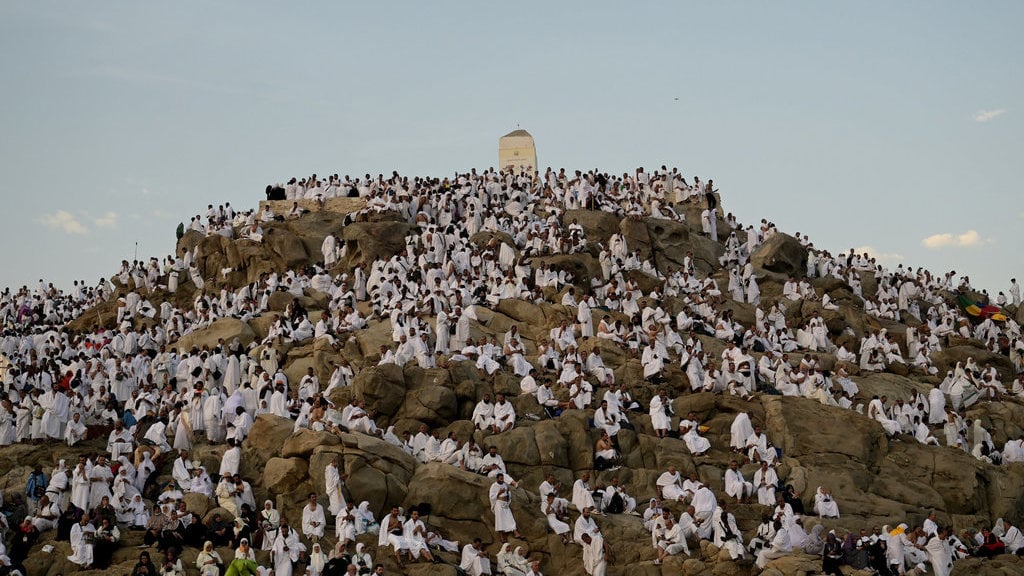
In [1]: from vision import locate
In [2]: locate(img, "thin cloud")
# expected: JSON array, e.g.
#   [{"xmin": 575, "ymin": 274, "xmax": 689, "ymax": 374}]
[
  {"xmin": 921, "ymin": 229, "xmax": 984, "ymax": 249},
  {"xmin": 854, "ymin": 245, "xmax": 904, "ymax": 267},
  {"xmin": 93, "ymin": 211, "xmax": 118, "ymax": 228},
  {"xmin": 974, "ymin": 109, "xmax": 1007, "ymax": 123},
  {"xmin": 39, "ymin": 210, "xmax": 89, "ymax": 235}
]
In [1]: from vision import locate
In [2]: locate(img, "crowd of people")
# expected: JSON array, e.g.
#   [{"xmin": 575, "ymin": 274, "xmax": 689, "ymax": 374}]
[{"xmin": 0, "ymin": 164, "xmax": 1021, "ymax": 576}]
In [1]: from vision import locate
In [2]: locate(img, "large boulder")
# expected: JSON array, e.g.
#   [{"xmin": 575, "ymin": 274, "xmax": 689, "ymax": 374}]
[
  {"xmin": 340, "ymin": 432, "xmax": 417, "ymax": 517},
  {"xmin": 281, "ymin": 428, "xmax": 341, "ymax": 458},
  {"xmin": 562, "ymin": 209, "xmax": 620, "ymax": 244},
  {"xmin": 350, "ymin": 363, "xmax": 407, "ymax": 424},
  {"xmin": 763, "ymin": 396, "xmax": 885, "ymax": 466},
  {"xmin": 174, "ymin": 317, "xmax": 257, "ymax": 352},
  {"xmin": 262, "ymin": 457, "xmax": 310, "ymax": 494},
  {"xmin": 263, "ymin": 224, "xmax": 311, "ymax": 269},
  {"xmin": 400, "ymin": 385, "xmax": 458, "ymax": 426},
  {"xmin": 750, "ymin": 233, "xmax": 808, "ymax": 277},
  {"xmin": 646, "ymin": 217, "xmax": 724, "ymax": 275},
  {"xmin": 342, "ymin": 220, "xmax": 412, "ymax": 266},
  {"xmin": 242, "ymin": 414, "xmax": 295, "ymax": 478}
]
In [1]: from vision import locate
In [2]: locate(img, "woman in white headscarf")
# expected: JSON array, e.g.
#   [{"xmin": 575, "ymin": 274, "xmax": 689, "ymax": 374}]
[
  {"xmin": 113, "ymin": 460, "xmax": 140, "ymax": 503},
  {"xmin": 196, "ymin": 540, "xmax": 223, "ymax": 576},
  {"xmin": 383, "ymin": 426, "xmax": 403, "ymax": 448},
  {"xmin": 234, "ymin": 537, "xmax": 256, "ymax": 561},
  {"xmin": 350, "ymin": 542, "xmax": 373, "ymax": 573},
  {"xmin": 117, "ymin": 493, "xmax": 149, "ymax": 527},
  {"xmin": 136, "ymin": 450, "xmax": 156, "ymax": 492},
  {"xmin": 643, "ymin": 498, "xmax": 664, "ymax": 532},
  {"xmin": 308, "ymin": 542, "xmax": 328, "ymax": 576},
  {"xmin": 814, "ymin": 486, "xmax": 840, "ymax": 518},
  {"xmin": 172, "ymin": 405, "xmax": 193, "ymax": 451},
  {"xmin": 511, "ymin": 545, "xmax": 532, "ymax": 576},
  {"xmin": 260, "ymin": 500, "xmax": 280, "ymax": 551},
  {"xmin": 497, "ymin": 543, "xmax": 527, "ymax": 576},
  {"xmin": 355, "ymin": 501, "xmax": 379, "ymax": 535}
]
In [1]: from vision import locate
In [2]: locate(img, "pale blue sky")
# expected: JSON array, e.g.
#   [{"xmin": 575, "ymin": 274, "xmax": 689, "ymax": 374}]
[{"xmin": 1, "ymin": 2, "xmax": 1020, "ymax": 295}]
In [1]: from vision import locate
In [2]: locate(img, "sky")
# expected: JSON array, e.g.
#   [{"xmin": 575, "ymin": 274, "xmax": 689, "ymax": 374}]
[{"xmin": 1, "ymin": 2, "xmax": 1021, "ymax": 296}]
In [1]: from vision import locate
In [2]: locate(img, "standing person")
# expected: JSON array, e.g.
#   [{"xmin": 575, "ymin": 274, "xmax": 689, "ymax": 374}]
[
  {"xmin": 272, "ymin": 523, "xmax": 304, "ymax": 576},
  {"xmin": 926, "ymin": 526, "xmax": 954, "ymax": 576},
  {"xmin": 25, "ymin": 464, "xmax": 48, "ymax": 514},
  {"xmin": 324, "ymin": 455, "xmax": 347, "ymax": 516},
  {"xmin": 580, "ymin": 531, "xmax": 609, "ymax": 576},
  {"xmin": 490, "ymin": 473, "xmax": 521, "ymax": 542}
]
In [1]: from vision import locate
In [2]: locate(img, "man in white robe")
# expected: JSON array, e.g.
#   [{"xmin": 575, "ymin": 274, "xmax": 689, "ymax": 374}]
[
  {"xmin": 67, "ymin": 515, "xmax": 96, "ymax": 567},
  {"xmin": 713, "ymin": 502, "xmax": 745, "ymax": 560},
  {"xmin": 926, "ymin": 527, "xmax": 953, "ymax": 576},
  {"xmin": 649, "ymin": 389, "xmax": 672, "ymax": 439},
  {"xmin": 581, "ymin": 531, "xmax": 609, "ymax": 576},
  {"xmin": 746, "ymin": 426, "xmax": 777, "ymax": 465},
  {"xmin": 868, "ymin": 395, "xmax": 901, "ymax": 437},
  {"xmin": 655, "ymin": 517, "xmax": 690, "ymax": 564},
  {"xmin": 753, "ymin": 462, "xmax": 779, "ymax": 506},
  {"xmin": 402, "ymin": 509, "xmax": 435, "ymax": 562},
  {"xmin": 272, "ymin": 523, "xmax": 304, "ymax": 576},
  {"xmin": 324, "ymin": 455, "xmax": 347, "ymax": 516},
  {"xmin": 573, "ymin": 506, "xmax": 600, "ymax": 545},
  {"xmin": 489, "ymin": 474, "xmax": 520, "ymax": 542},
  {"xmin": 171, "ymin": 450, "xmax": 194, "ymax": 491},
  {"xmin": 87, "ymin": 456, "xmax": 114, "ymax": 510},
  {"xmin": 460, "ymin": 538, "xmax": 493, "ymax": 576},
  {"xmin": 64, "ymin": 412, "xmax": 87, "ymax": 446},
  {"xmin": 724, "ymin": 460, "xmax": 753, "ymax": 503},
  {"xmin": 492, "ymin": 394, "xmax": 516, "ymax": 433},
  {"xmin": 301, "ymin": 493, "xmax": 326, "ymax": 542},
  {"xmin": 656, "ymin": 466, "xmax": 687, "ymax": 502},
  {"xmin": 572, "ymin": 473, "xmax": 596, "ymax": 512},
  {"xmin": 378, "ymin": 507, "xmax": 409, "ymax": 566},
  {"xmin": 542, "ymin": 493, "xmax": 571, "ymax": 544},
  {"xmin": 107, "ymin": 421, "xmax": 134, "ymax": 463},
  {"xmin": 756, "ymin": 520, "xmax": 791, "ymax": 569},
  {"xmin": 471, "ymin": 394, "xmax": 495, "ymax": 430},
  {"xmin": 1001, "ymin": 519, "xmax": 1024, "ymax": 554},
  {"xmin": 679, "ymin": 414, "xmax": 711, "ymax": 456}
]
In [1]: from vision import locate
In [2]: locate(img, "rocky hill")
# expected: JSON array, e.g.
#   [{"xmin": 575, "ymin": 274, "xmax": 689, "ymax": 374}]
[{"xmin": 5, "ymin": 183, "xmax": 1024, "ymax": 576}]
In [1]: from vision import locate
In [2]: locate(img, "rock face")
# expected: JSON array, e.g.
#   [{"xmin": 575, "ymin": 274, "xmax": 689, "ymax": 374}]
[
  {"xmin": 750, "ymin": 233, "xmax": 808, "ymax": 277},
  {"xmin": 174, "ymin": 317, "xmax": 257, "ymax": 351},
  {"xmin": 342, "ymin": 220, "xmax": 412, "ymax": 267}
]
